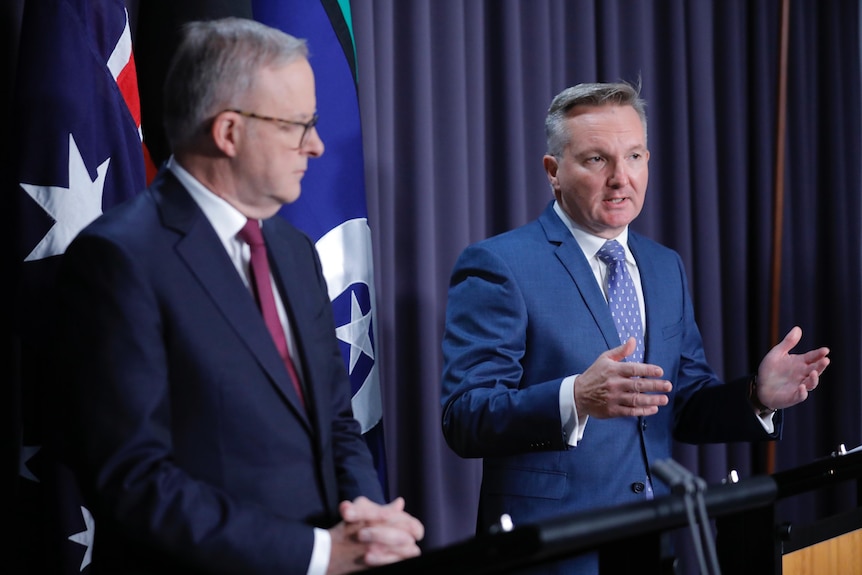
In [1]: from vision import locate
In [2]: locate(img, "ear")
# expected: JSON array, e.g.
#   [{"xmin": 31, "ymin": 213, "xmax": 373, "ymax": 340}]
[
  {"xmin": 210, "ymin": 111, "xmax": 242, "ymax": 158},
  {"xmin": 543, "ymin": 154, "xmax": 559, "ymax": 188}
]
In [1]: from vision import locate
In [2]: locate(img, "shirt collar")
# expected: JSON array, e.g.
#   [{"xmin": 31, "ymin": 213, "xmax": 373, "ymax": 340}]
[
  {"xmin": 167, "ymin": 156, "xmax": 247, "ymax": 242},
  {"xmin": 552, "ymin": 200, "xmax": 633, "ymax": 263}
]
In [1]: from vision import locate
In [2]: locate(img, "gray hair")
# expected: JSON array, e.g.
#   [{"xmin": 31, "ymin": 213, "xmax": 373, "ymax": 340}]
[
  {"xmin": 163, "ymin": 17, "xmax": 309, "ymax": 152},
  {"xmin": 545, "ymin": 81, "xmax": 648, "ymax": 157}
]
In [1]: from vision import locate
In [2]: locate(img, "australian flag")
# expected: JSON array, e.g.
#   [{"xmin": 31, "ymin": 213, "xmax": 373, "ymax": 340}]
[{"xmin": 6, "ymin": 0, "xmax": 148, "ymax": 572}]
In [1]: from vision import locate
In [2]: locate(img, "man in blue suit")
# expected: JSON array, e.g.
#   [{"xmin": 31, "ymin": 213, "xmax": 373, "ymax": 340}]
[
  {"xmin": 55, "ymin": 18, "xmax": 422, "ymax": 575},
  {"xmin": 440, "ymin": 82, "xmax": 830, "ymax": 574}
]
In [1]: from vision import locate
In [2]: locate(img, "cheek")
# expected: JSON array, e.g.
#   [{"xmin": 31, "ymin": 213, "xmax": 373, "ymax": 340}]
[
  {"xmin": 632, "ymin": 165, "xmax": 649, "ymax": 189},
  {"xmin": 561, "ymin": 172, "xmax": 602, "ymax": 199},
  {"xmin": 557, "ymin": 167, "xmax": 588, "ymax": 190}
]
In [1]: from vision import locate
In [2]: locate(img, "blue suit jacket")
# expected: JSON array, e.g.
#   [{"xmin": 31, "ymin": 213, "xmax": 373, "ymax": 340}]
[
  {"xmin": 55, "ymin": 169, "xmax": 383, "ymax": 574},
  {"xmin": 441, "ymin": 201, "xmax": 778, "ymax": 574}
]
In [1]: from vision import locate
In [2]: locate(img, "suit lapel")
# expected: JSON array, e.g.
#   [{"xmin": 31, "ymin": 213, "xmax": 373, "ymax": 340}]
[
  {"xmin": 155, "ymin": 172, "xmax": 311, "ymax": 428},
  {"xmin": 260, "ymin": 222, "xmax": 320, "ymax": 426},
  {"xmin": 627, "ymin": 234, "xmax": 654, "ymax": 364},
  {"xmin": 539, "ymin": 204, "xmax": 622, "ymax": 353},
  {"xmin": 263, "ymin": 222, "xmax": 328, "ymax": 436}
]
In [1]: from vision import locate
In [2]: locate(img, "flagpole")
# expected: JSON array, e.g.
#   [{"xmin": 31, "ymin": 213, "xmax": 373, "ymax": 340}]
[{"xmin": 766, "ymin": 0, "xmax": 790, "ymax": 476}]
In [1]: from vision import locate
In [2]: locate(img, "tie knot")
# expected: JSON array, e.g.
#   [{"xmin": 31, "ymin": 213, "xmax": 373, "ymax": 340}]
[
  {"xmin": 596, "ymin": 239, "xmax": 626, "ymax": 265},
  {"xmin": 238, "ymin": 219, "xmax": 264, "ymax": 247}
]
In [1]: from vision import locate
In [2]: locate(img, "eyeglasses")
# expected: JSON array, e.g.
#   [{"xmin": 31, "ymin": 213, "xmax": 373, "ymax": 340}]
[{"xmin": 224, "ymin": 109, "xmax": 319, "ymax": 149}]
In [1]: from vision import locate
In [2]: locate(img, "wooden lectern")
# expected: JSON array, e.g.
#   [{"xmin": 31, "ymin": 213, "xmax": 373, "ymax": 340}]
[{"xmin": 716, "ymin": 447, "xmax": 862, "ymax": 575}]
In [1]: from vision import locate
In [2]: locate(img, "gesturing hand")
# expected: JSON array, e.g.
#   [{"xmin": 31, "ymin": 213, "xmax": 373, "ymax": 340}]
[
  {"xmin": 574, "ymin": 337, "xmax": 672, "ymax": 419},
  {"xmin": 755, "ymin": 326, "xmax": 830, "ymax": 411}
]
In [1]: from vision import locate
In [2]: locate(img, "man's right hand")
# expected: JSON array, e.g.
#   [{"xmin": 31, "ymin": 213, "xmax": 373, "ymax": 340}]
[{"xmin": 574, "ymin": 338, "xmax": 672, "ymax": 419}]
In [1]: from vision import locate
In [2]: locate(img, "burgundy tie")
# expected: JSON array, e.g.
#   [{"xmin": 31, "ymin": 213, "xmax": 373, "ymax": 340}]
[{"xmin": 238, "ymin": 219, "xmax": 305, "ymax": 407}]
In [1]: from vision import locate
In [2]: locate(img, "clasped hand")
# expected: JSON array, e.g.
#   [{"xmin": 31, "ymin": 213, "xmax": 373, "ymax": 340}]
[
  {"xmin": 327, "ymin": 496, "xmax": 425, "ymax": 574},
  {"xmin": 574, "ymin": 337, "xmax": 671, "ymax": 419}
]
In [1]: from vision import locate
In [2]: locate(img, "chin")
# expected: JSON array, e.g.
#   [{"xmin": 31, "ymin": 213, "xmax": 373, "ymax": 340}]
[{"xmin": 280, "ymin": 187, "xmax": 302, "ymax": 205}]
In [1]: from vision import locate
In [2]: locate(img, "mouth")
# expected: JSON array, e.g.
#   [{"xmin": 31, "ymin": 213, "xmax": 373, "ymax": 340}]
[{"xmin": 605, "ymin": 197, "xmax": 628, "ymax": 205}]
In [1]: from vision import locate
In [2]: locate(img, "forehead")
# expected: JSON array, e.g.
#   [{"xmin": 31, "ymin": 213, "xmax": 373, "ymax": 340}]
[
  {"xmin": 565, "ymin": 104, "xmax": 645, "ymax": 147},
  {"xmin": 251, "ymin": 58, "xmax": 317, "ymax": 113}
]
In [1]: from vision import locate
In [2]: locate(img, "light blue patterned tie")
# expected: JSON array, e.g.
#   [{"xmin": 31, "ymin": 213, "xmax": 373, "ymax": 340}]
[
  {"xmin": 598, "ymin": 239, "xmax": 652, "ymax": 498},
  {"xmin": 596, "ymin": 239, "xmax": 644, "ymax": 363}
]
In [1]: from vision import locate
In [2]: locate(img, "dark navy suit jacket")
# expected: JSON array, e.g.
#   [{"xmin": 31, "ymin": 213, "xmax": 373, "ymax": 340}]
[
  {"xmin": 56, "ymin": 169, "xmax": 383, "ymax": 574},
  {"xmin": 441, "ymin": 201, "xmax": 778, "ymax": 574}
]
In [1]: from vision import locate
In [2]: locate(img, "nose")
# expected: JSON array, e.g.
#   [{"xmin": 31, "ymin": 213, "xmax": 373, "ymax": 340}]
[
  {"xmin": 303, "ymin": 127, "xmax": 325, "ymax": 157},
  {"xmin": 607, "ymin": 160, "xmax": 629, "ymax": 188}
]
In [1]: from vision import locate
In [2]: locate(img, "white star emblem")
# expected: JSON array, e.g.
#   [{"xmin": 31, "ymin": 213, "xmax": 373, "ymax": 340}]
[
  {"xmin": 316, "ymin": 218, "xmax": 383, "ymax": 432},
  {"xmin": 335, "ymin": 289, "xmax": 374, "ymax": 373},
  {"xmin": 68, "ymin": 506, "xmax": 95, "ymax": 572},
  {"xmin": 20, "ymin": 133, "xmax": 109, "ymax": 261},
  {"xmin": 19, "ymin": 444, "xmax": 40, "ymax": 482}
]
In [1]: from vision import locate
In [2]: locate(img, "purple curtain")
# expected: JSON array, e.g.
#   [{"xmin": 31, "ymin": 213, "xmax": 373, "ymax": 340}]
[{"xmin": 350, "ymin": 0, "xmax": 862, "ymax": 569}]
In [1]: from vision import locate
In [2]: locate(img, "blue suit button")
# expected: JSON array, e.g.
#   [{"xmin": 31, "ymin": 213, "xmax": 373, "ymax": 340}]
[{"xmin": 631, "ymin": 482, "xmax": 645, "ymax": 494}]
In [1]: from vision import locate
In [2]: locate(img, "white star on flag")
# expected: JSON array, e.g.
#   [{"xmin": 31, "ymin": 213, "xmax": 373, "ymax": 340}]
[
  {"xmin": 335, "ymin": 289, "xmax": 375, "ymax": 373},
  {"xmin": 20, "ymin": 133, "xmax": 109, "ymax": 261},
  {"xmin": 18, "ymin": 444, "xmax": 40, "ymax": 483},
  {"xmin": 67, "ymin": 506, "xmax": 95, "ymax": 572},
  {"xmin": 317, "ymin": 219, "xmax": 382, "ymax": 434}
]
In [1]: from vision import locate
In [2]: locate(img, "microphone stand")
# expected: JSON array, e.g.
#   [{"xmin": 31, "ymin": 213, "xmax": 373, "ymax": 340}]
[{"xmin": 652, "ymin": 459, "xmax": 721, "ymax": 575}]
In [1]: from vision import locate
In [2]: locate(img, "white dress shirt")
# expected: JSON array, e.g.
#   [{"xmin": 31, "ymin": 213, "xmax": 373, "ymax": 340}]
[{"xmin": 167, "ymin": 157, "xmax": 330, "ymax": 575}]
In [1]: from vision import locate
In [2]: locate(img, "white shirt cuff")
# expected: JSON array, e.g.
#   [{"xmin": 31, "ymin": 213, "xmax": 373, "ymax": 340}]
[
  {"xmin": 307, "ymin": 527, "xmax": 330, "ymax": 575},
  {"xmin": 560, "ymin": 374, "xmax": 587, "ymax": 446},
  {"xmin": 756, "ymin": 409, "xmax": 776, "ymax": 435}
]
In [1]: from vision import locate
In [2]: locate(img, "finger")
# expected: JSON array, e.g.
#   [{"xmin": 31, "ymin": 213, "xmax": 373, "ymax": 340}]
[
  {"xmin": 816, "ymin": 356, "xmax": 831, "ymax": 375},
  {"xmin": 378, "ymin": 499, "xmax": 420, "ymax": 531},
  {"xmin": 633, "ymin": 405, "xmax": 660, "ymax": 417},
  {"xmin": 375, "ymin": 511, "xmax": 424, "ymax": 540},
  {"xmin": 630, "ymin": 378, "xmax": 672, "ymax": 393},
  {"xmin": 800, "ymin": 347, "xmax": 831, "ymax": 367},
  {"xmin": 383, "ymin": 497, "xmax": 406, "ymax": 514},
  {"xmin": 619, "ymin": 361, "xmax": 664, "ymax": 380},
  {"xmin": 358, "ymin": 525, "xmax": 421, "ymax": 549},
  {"xmin": 796, "ymin": 383, "xmax": 810, "ymax": 404},
  {"xmin": 804, "ymin": 369, "xmax": 820, "ymax": 391},
  {"xmin": 365, "ymin": 542, "xmax": 422, "ymax": 566},
  {"xmin": 339, "ymin": 498, "xmax": 365, "ymax": 522},
  {"xmin": 626, "ymin": 390, "xmax": 669, "ymax": 410},
  {"xmin": 606, "ymin": 337, "xmax": 638, "ymax": 363},
  {"xmin": 773, "ymin": 326, "xmax": 803, "ymax": 354},
  {"xmin": 625, "ymin": 375, "xmax": 671, "ymax": 393},
  {"xmin": 341, "ymin": 496, "xmax": 387, "ymax": 523}
]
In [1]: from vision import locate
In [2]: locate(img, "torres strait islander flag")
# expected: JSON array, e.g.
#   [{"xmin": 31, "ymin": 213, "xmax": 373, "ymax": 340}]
[
  {"xmin": 7, "ymin": 0, "xmax": 151, "ymax": 572},
  {"xmin": 252, "ymin": 0, "xmax": 390, "ymax": 497}
]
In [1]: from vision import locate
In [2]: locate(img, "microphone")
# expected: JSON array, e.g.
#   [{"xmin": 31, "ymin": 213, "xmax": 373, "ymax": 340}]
[{"xmin": 651, "ymin": 459, "xmax": 721, "ymax": 575}]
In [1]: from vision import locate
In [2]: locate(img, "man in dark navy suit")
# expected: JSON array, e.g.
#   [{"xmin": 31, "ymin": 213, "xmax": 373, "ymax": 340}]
[{"xmin": 56, "ymin": 17, "xmax": 422, "ymax": 575}]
